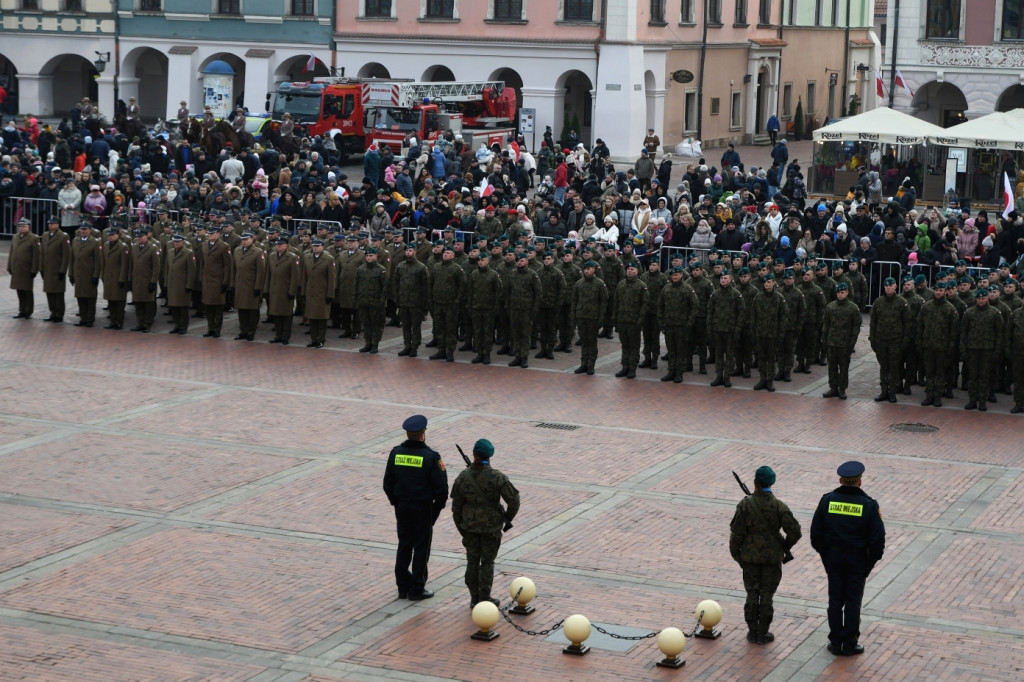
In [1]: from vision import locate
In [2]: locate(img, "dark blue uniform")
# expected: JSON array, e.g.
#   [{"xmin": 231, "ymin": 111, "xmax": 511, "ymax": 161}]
[
  {"xmin": 383, "ymin": 439, "xmax": 449, "ymax": 598},
  {"xmin": 810, "ymin": 484, "xmax": 885, "ymax": 654}
]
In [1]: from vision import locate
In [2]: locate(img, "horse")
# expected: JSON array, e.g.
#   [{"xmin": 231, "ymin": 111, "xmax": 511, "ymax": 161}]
[
  {"xmin": 114, "ymin": 113, "xmax": 147, "ymax": 141},
  {"xmin": 200, "ymin": 120, "xmax": 239, "ymax": 157},
  {"xmin": 260, "ymin": 120, "xmax": 302, "ymax": 161},
  {"xmin": 182, "ymin": 117, "xmax": 204, "ymax": 145}
]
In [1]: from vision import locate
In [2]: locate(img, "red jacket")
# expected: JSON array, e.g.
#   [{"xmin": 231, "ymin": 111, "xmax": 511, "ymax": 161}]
[{"xmin": 554, "ymin": 162, "xmax": 568, "ymax": 188}]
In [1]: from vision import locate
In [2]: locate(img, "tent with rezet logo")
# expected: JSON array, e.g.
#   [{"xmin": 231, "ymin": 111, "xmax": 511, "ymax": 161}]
[
  {"xmin": 928, "ymin": 109, "xmax": 1024, "ymax": 150},
  {"xmin": 812, "ymin": 107, "xmax": 946, "ymax": 146}
]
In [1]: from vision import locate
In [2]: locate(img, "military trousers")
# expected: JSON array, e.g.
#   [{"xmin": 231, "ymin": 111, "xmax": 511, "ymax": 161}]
[
  {"xmin": 536, "ymin": 306, "xmax": 558, "ymax": 352},
  {"xmin": 965, "ymin": 349, "xmax": 997, "ymax": 401},
  {"xmin": 400, "ymin": 307, "xmax": 425, "ymax": 349},
  {"xmin": 461, "ymin": 531, "xmax": 502, "ymax": 603},
  {"xmin": 755, "ymin": 337, "xmax": 780, "ymax": 382},
  {"xmin": 709, "ymin": 330, "xmax": 736, "ymax": 380},
  {"xmin": 205, "ymin": 303, "xmax": 224, "ymax": 334},
  {"xmin": 735, "ymin": 325, "xmax": 754, "ymax": 372},
  {"xmin": 663, "ymin": 325, "xmax": 690, "ymax": 375},
  {"xmin": 16, "ymin": 289, "xmax": 34, "ymax": 317},
  {"xmin": 169, "ymin": 306, "xmax": 189, "ymax": 332},
  {"xmin": 778, "ymin": 329, "xmax": 798, "ymax": 373},
  {"xmin": 641, "ymin": 314, "xmax": 661, "ymax": 358},
  {"xmin": 741, "ymin": 562, "xmax": 783, "ymax": 635},
  {"xmin": 471, "ymin": 309, "xmax": 496, "ymax": 354},
  {"xmin": 874, "ymin": 340, "xmax": 902, "ymax": 395},
  {"xmin": 577, "ymin": 319, "xmax": 601, "ymax": 364},
  {"xmin": 797, "ymin": 324, "xmax": 820, "ymax": 367},
  {"xmin": 922, "ymin": 349, "xmax": 948, "ymax": 399},
  {"xmin": 273, "ymin": 314, "xmax": 293, "ymax": 342},
  {"xmin": 902, "ymin": 345, "xmax": 921, "ymax": 387},
  {"xmin": 46, "ymin": 292, "xmax": 66, "ymax": 320},
  {"xmin": 1012, "ymin": 353, "xmax": 1024, "ymax": 407},
  {"xmin": 433, "ymin": 303, "xmax": 459, "ymax": 352},
  {"xmin": 237, "ymin": 308, "xmax": 259, "ymax": 338},
  {"xmin": 618, "ymin": 322, "xmax": 642, "ymax": 370},
  {"xmin": 557, "ymin": 302, "xmax": 575, "ymax": 346},
  {"xmin": 308, "ymin": 318, "xmax": 327, "ymax": 344},
  {"xmin": 76, "ymin": 296, "xmax": 97, "ymax": 326},
  {"xmin": 602, "ymin": 291, "xmax": 616, "ymax": 333},
  {"xmin": 508, "ymin": 308, "xmax": 535, "ymax": 359},
  {"xmin": 359, "ymin": 305, "xmax": 385, "ymax": 346},
  {"xmin": 107, "ymin": 299, "xmax": 126, "ymax": 326},
  {"xmin": 827, "ymin": 345, "xmax": 852, "ymax": 389},
  {"xmin": 689, "ymin": 317, "xmax": 708, "ymax": 368},
  {"xmin": 135, "ymin": 301, "xmax": 156, "ymax": 329}
]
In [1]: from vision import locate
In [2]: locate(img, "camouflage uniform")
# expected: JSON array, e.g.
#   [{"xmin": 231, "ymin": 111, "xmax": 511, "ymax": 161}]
[
  {"xmin": 505, "ymin": 264, "xmax": 542, "ymax": 366},
  {"xmin": 450, "ymin": 462, "xmax": 520, "ymax": 606},
  {"xmin": 960, "ymin": 298, "xmax": 1003, "ymax": 409},
  {"xmin": 734, "ymin": 276, "xmax": 758, "ymax": 377},
  {"xmin": 394, "ymin": 257, "xmax": 430, "ymax": 355},
  {"xmin": 571, "ymin": 271, "xmax": 609, "ymax": 374},
  {"xmin": 466, "ymin": 261, "xmax": 502, "ymax": 362},
  {"xmin": 613, "ymin": 273, "xmax": 649, "ymax": 376},
  {"xmin": 556, "ymin": 258, "xmax": 582, "ymax": 350},
  {"xmin": 869, "ymin": 292, "xmax": 909, "ymax": 400},
  {"xmin": 776, "ymin": 281, "xmax": 805, "ymax": 381},
  {"xmin": 688, "ymin": 271, "xmax": 715, "ymax": 373},
  {"xmin": 798, "ymin": 277, "xmax": 826, "ymax": 372},
  {"xmin": 428, "ymin": 258, "xmax": 466, "ymax": 359},
  {"xmin": 657, "ymin": 277, "xmax": 698, "ymax": 382},
  {"xmin": 730, "ymin": 490, "xmax": 801, "ymax": 641},
  {"xmin": 598, "ymin": 253, "xmax": 625, "ymax": 337},
  {"xmin": 706, "ymin": 281, "xmax": 745, "ymax": 385},
  {"xmin": 536, "ymin": 262, "xmax": 566, "ymax": 358},
  {"xmin": 354, "ymin": 257, "xmax": 389, "ymax": 351},
  {"xmin": 900, "ymin": 288, "xmax": 925, "ymax": 393},
  {"xmin": 917, "ymin": 295, "xmax": 959, "ymax": 405},
  {"xmin": 1006, "ymin": 306, "xmax": 1024, "ymax": 411},
  {"xmin": 822, "ymin": 295, "xmax": 862, "ymax": 394},
  {"xmin": 749, "ymin": 285, "xmax": 787, "ymax": 390},
  {"xmin": 639, "ymin": 267, "xmax": 669, "ymax": 369}
]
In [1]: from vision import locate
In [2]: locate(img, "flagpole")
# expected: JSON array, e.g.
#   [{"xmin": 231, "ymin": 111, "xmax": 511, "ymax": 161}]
[{"xmin": 888, "ymin": 0, "xmax": 900, "ymax": 108}]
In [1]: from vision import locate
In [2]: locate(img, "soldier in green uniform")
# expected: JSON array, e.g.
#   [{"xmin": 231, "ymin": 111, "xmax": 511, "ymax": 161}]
[
  {"xmin": 599, "ymin": 243, "xmax": 625, "ymax": 338},
  {"xmin": 450, "ymin": 438, "xmax": 520, "ymax": 609},
  {"xmin": 164, "ymin": 234, "xmax": 196, "ymax": 334},
  {"xmin": 730, "ymin": 465, "xmax": 801, "ymax": 645},
  {"xmin": 707, "ymin": 271, "xmax": 745, "ymax": 387},
  {"xmin": 658, "ymin": 266, "xmax": 699, "ymax": 383},
  {"xmin": 733, "ymin": 267, "xmax": 758, "ymax": 378},
  {"xmin": 917, "ymin": 282, "xmax": 958, "ymax": 407},
  {"xmin": 750, "ymin": 274, "xmax": 787, "ymax": 392},
  {"xmin": 613, "ymin": 261, "xmax": 649, "ymax": 378},
  {"xmin": 535, "ymin": 251, "xmax": 566, "ymax": 359},
  {"xmin": 41, "ymin": 216, "xmax": 71, "ymax": 323},
  {"xmin": 639, "ymin": 259, "xmax": 668, "ymax": 371},
  {"xmin": 8, "ymin": 218, "xmax": 42, "ymax": 319},
  {"xmin": 335, "ymin": 234, "xmax": 365, "ymax": 339},
  {"xmin": 100, "ymin": 227, "xmax": 130, "ymax": 329},
  {"xmin": 899, "ymin": 275, "xmax": 925, "ymax": 394},
  {"xmin": 960, "ymin": 288, "xmax": 1003, "ymax": 411},
  {"xmin": 869, "ymin": 277, "xmax": 908, "ymax": 403},
  {"xmin": 303, "ymin": 238, "xmax": 336, "ymax": 348},
  {"xmin": 129, "ymin": 227, "xmax": 161, "ymax": 332},
  {"xmin": 688, "ymin": 262, "xmax": 714, "ymax": 374},
  {"xmin": 506, "ymin": 252, "xmax": 542, "ymax": 368},
  {"xmin": 556, "ymin": 251, "xmax": 582, "ymax": 352},
  {"xmin": 394, "ymin": 244, "xmax": 430, "ymax": 357},
  {"xmin": 354, "ymin": 247, "xmax": 389, "ymax": 353},
  {"xmin": 467, "ymin": 252, "xmax": 502, "ymax": 365},
  {"xmin": 847, "ymin": 258, "xmax": 869, "ymax": 310},
  {"xmin": 821, "ymin": 282, "xmax": 862, "ymax": 399},
  {"xmin": 572, "ymin": 260, "xmax": 609, "ymax": 375},
  {"xmin": 429, "ymin": 246, "xmax": 467, "ymax": 362},
  {"xmin": 796, "ymin": 269, "xmax": 826, "ymax": 374},
  {"xmin": 1007, "ymin": 304, "xmax": 1024, "ymax": 413},
  {"xmin": 69, "ymin": 223, "xmax": 102, "ymax": 327},
  {"xmin": 232, "ymin": 232, "xmax": 266, "ymax": 341},
  {"xmin": 265, "ymin": 238, "xmax": 300, "ymax": 344},
  {"xmin": 775, "ymin": 268, "xmax": 805, "ymax": 382},
  {"xmin": 200, "ymin": 225, "xmax": 233, "ymax": 338}
]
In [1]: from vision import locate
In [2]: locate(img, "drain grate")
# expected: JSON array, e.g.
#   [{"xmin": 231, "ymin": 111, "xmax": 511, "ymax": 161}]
[
  {"xmin": 535, "ymin": 422, "xmax": 581, "ymax": 431},
  {"xmin": 892, "ymin": 422, "xmax": 939, "ymax": 433}
]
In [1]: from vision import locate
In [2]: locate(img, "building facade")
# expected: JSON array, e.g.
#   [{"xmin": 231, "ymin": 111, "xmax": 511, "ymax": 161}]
[{"xmin": 0, "ymin": 0, "xmax": 334, "ymax": 121}]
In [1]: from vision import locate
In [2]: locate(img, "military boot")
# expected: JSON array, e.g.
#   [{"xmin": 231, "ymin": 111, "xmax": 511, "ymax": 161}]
[
  {"xmin": 794, "ymin": 362, "xmax": 806, "ymax": 374},
  {"xmin": 429, "ymin": 350, "xmax": 446, "ymax": 360},
  {"xmin": 508, "ymin": 356, "xmax": 522, "ymax": 367},
  {"xmin": 932, "ymin": 396, "xmax": 941, "ymax": 407},
  {"xmin": 519, "ymin": 355, "xmax": 529, "ymax": 368},
  {"xmin": 649, "ymin": 358, "xmax": 658, "ymax": 371},
  {"xmin": 458, "ymin": 341, "xmax": 473, "ymax": 352},
  {"xmin": 626, "ymin": 367, "xmax": 636, "ymax": 379},
  {"xmin": 482, "ymin": 353, "xmax": 491, "ymax": 365},
  {"xmin": 782, "ymin": 369, "xmax": 792, "ymax": 382},
  {"xmin": 496, "ymin": 345, "xmax": 511, "ymax": 355},
  {"xmin": 471, "ymin": 354, "xmax": 485, "ymax": 364},
  {"xmin": 358, "ymin": 343, "xmax": 372, "ymax": 352},
  {"xmin": 822, "ymin": 387, "xmax": 839, "ymax": 398},
  {"xmin": 674, "ymin": 371, "xmax": 684, "ymax": 383},
  {"xmin": 575, "ymin": 363, "xmax": 588, "ymax": 374},
  {"xmin": 699, "ymin": 358, "xmax": 707, "ymax": 374},
  {"xmin": 615, "ymin": 366, "xmax": 629, "ymax": 378},
  {"xmin": 766, "ymin": 380, "xmax": 775, "ymax": 392},
  {"xmin": 425, "ymin": 338, "xmax": 438, "ymax": 348},
  {"xmin": 773, "ymin": 369, "xmax": 784, "ymax": 381},
  {"xmin": 661, "ymin": 370, "xmax": 675, "ymax": 382},
  {"xmin": 710, "ymin": 374, "xmax": 725, "ymax": 387},
  {"xmin": 639, "ymin": 354, "xmax": 652, "ymax": 368},
  {"xmin": 586, "ymin": 361, "xmax": 595, "ymax": 375},
  {"xmin": 978, "ymin": 401, "xmax": 988, "ymax": 411},
  {"xmin": 753, "ymin": 379, "xmax": 767, "ymax": 390},
  {"xmin": 920, "ymin": 395, "xmax": 933, "ymax": 406},
  {"xmin": 445, "ymin": 350, "xmax": 455, "ymax": 362},
  {"xmin": 964, "ymin": 400, "xmax": 977, "ymax": 410},
  {"xmin": 397, "ymin": 347, "xmax": 412, "ymax": 357}
]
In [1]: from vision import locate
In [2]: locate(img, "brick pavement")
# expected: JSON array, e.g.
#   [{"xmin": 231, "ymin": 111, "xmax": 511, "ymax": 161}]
[{"xmin": 0, "ymin": 269, "xmax": 1023, "ymax": 680}]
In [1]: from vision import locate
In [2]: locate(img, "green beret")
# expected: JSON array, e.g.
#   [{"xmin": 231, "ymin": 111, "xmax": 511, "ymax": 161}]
[
  {"xmin": 626, "ymin": 261, "xmax": 640, "ymax": 270},
  {"xmin": 989, "ymin": 285, "xmax": 999, "ymax": 292},
  {"xmin": 670, "ymin": 266, "xmax": 685, "ymax": 274},
  {"xmin": 754, "ymin": 466, "xmax": 776, "ymax": 487},
  {"xmin": 583, "ymin": 260, "xmax": 598, "ymax": 268},
  {"xmin": 473, "ymin": 438, "xmax": 495, "ymax": 458},
  {"xmin": 817, "ymin": 262, "xmax": 828, "ymax": 271},
  {"xmin": 365, "ymin": 247, "xmax": 378, "ymax": 254},
  {"xmin": 543, "ymin": 251, "xmax": 554, "ymax": 258},
  {"xmin": 835, "ymin": 282, "xmax": 850, "ymax": 291},
  {"xmin": 975, "ymin": 288, "xmax": 989, "ymax": 298},
  {"xmin": 883, "ymin": 277, "xmax": 896, "ymax": 285},
  {"xmin": 763, "ymin": 273, "xmax": 775, "ymax": 281},
  {"xmin": 914, "ymin": 274, "xmax": 927, "ymax": 284},
  {"xmin": 783, "ymin": 268, "xmax": 795, "ymax": 278},
  {"xmin": 443, "ymin": 245, "xmax": 454, "ymax": 253},
  {"xmin": 738, "ymin": 267, "xmax": 750, "ymax": 275},
  {"xmin": 902, "ymin": 275, "xmax": 913, "ymax": 283},
  {"xmin": 959, "ymin": 277, "xmax": 972, "ymax": 284}
]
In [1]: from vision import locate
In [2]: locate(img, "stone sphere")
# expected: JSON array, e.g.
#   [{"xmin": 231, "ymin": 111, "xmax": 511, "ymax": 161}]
[
  {"xmin": 696, "ymin": 599, "xmax": 723, "ymax": 628},
  {"xmin": 657, "ymin": 627, "xmax": 687, "ymax": 658},
  {"xmin": 509, "ymin": 576, "xmax": 536, "ymax": 604},
  {"xmin": 563, "ymin": 614, "xmax": 591, "ymax": 645},
  {"xmin": 472, "ymin": 600, "xmax": 500, "ymax": 631}
]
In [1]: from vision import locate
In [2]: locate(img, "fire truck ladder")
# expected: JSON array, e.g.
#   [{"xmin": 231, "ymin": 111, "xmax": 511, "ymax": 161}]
[{"xmin": 403, "ymin": 81, "xmax": 505, "ymax": 102}]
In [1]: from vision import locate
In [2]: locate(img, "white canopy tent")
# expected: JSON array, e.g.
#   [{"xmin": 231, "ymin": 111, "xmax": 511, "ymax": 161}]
[
  {"xmin": 812, "ymin": 107, "xmax": 947, "ymax": 145},
  {"xmin": 929, "ymin": 108, "xmax": 1024, "ymax": 149}
]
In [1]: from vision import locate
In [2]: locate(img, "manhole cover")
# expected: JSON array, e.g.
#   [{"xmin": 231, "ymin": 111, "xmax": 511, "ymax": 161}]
[
  {"xmin": 892, "ymin": 423, "xmax": 939, "ymax": 433},
  {"xmin": 535, "ymin": 422, "xmax": 580, "ymax": 431},
  {"xmin": 544, "ymin": 622, "xmax": 652, "ymax": 652}
]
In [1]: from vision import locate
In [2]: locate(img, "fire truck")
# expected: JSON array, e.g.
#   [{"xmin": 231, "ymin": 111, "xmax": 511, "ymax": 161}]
[{"xmin": 268, "ymin": 78, "xmax": 519, "ymax": 159}]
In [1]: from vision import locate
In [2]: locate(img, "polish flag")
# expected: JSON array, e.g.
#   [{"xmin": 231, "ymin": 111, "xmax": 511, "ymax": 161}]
[
  {"xmin": 479, "ymin": 177, "xmax": 494, "ymax": 197},
  {"xmin": 1003, "ymin": 172, "xmax": 1014, "ymax": 219},
  {"xmin": 895, "ymin": 70, "xmax": 914, "ymax": 98},
  {"xmin": 876, "ymin": 70, "xmax": 886, "ymax": 99},
  {"xmin": 304, "ymin": 55, "xmax": 317, "ymax": 72}
]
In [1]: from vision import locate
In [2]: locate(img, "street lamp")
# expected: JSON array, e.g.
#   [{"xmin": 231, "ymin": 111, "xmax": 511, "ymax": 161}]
[{"xmin": 94, "ymin": 51, "xmax": 111, "ymax": 74}]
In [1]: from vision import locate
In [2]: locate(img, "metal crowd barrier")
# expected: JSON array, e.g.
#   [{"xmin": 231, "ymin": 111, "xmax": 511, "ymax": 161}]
[{"xmin": 1, "ymin": 196, "xmax": 59, "ymax": 236}]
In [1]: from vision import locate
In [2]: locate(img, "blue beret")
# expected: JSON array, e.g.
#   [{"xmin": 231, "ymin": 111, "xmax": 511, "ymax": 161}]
[
  {"xmin": 402, "ymin": 414, "xmax": 428, "ymax": 432},
  {"xmin": 837, "ymin": 461, "xmax": 865, "ymax": 477}
]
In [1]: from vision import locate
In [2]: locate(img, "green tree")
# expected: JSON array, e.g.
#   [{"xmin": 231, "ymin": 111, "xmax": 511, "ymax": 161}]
[
  {"xmin": 793, "ymin": 97, "xmax": 803, "ymax": 141},
  {"xmin": 560, "ymin": 111, "xmax": 570, "ymax": 148}
]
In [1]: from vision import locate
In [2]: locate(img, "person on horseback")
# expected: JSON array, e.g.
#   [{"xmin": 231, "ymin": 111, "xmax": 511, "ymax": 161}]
[
  {"xmin": 81, "ymin": 97, "xmax": 94, "ymax": 120},
  {"xmin": 177, "ymin": 100, "xmax": 189, "ymax": 139},
  {"xmin": 231, "ymin": 107, "xmax": 246, "ymax": 136},
  {"xmin": 280, "ymin": 112, "xmax": 295, "ymax": 139},
  {"xmin": 126, "ymin": 97, "xmax": 141, "ymax": 121},
  {"xmin": 202, "ymin": 105, "xmax": 216, "ymax": 133}
]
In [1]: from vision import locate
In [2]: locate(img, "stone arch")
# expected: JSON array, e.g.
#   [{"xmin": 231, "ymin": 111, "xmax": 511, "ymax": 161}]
[
  {"xmin": 911, "ymin": 81, "xmax": 967, "ymax": 128},
  {"xmin": 554, "ymin": 69, "xmax": 593, "ymax": 146},
  {"xmin": 421, "ymin": 65, "xmax": 455, "ymax": 82},
  {"xmin": 357, "ymin": 62, "xmax": 390, "ymax": 79},
  {"xmin": 489, "ymin": 67, "xmax": 524, "ymax": 109},
  {"xmin": 38, "ymin": 53, "xmax": 98, "ymax": 116},
  {"xmin": 0, "ymin": 53, "xmax": 19, "ymax": 116},
  {"xmin": 995, "ymin": 84, "xmax": 1024, "ymax": 113},
  {"xmin": 197, "ymin": 53, "xmax": 246, "ymax": 112},
  {"xmin": 644, "ymin": 69, "xmax": 656, "ymax": 131},
  {"xmin": 121, "ymin": 46, "xmax": 168, "ymax": 122},
  {"xmin": 274, "ymin": 54, "xmax": 331, "ymax": 83}
]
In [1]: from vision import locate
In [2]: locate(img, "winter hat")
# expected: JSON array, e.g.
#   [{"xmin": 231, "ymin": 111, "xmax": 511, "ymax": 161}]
[{"xmin": 780, "ymin": 236, "xmax": 790, "ymax": 246}]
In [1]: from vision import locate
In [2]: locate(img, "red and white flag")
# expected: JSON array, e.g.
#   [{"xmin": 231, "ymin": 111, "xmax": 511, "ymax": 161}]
[
  {"xmin": 1003, "ymin": 172, "xmax": 1014, "ymax": 219},
  {"xmin": 876, "ymin": 70, "xmax": 886, "ymax": 98},
  {"xmin": 895, "ymin": 70, "xmax": 914, "ymax": 98},
  {"xmin": 304, "ymin": 55, "xmax": 317, "ymax": 72},
  {"xmin": 479, "ymin": 177, "xmax": 494, "ymax": 197}
]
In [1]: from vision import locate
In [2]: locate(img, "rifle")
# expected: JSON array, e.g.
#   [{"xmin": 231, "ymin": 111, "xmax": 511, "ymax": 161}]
[
  {"xmin": 732, "ymin": 471, "xmax": 793, "ymax": 564},
  {"xmin": 457, "ymin": 444, "xmax": 513, "ymax": 532}
]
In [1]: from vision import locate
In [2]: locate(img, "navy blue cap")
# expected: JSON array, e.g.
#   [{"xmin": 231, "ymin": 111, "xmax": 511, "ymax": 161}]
[
  {"xmin": 311, "ymin": 238, "xmax": 324, "ymax": 246},
  {"xmin": 275, "ymin": 238, "xmax": 289, "ymax": 245},
  {"xmin": 402, "ymin": 414, "xmax": 428, "ymax": 432},
  {"xmin": 837, "ymin": 461, "xmax": 865, "ymax": 477},
  {"xmin": 171, "ymin": 234, "xmax": 185, "ymax": 242},
  {"xmin": 207, "ymin": 225, "xmax": 222, "ymax": 233}
]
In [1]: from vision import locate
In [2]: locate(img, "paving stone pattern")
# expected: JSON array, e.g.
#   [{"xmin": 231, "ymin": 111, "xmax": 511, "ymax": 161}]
[{"xmin": 2, "ymin": 183, "xmax": 1024, "ymax": 679}]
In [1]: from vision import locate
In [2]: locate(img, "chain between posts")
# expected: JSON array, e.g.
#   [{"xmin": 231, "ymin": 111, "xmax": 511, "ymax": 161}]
[{"xmin": 496, "ymin": 588, "xmax": 708, "ymax": 641}]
